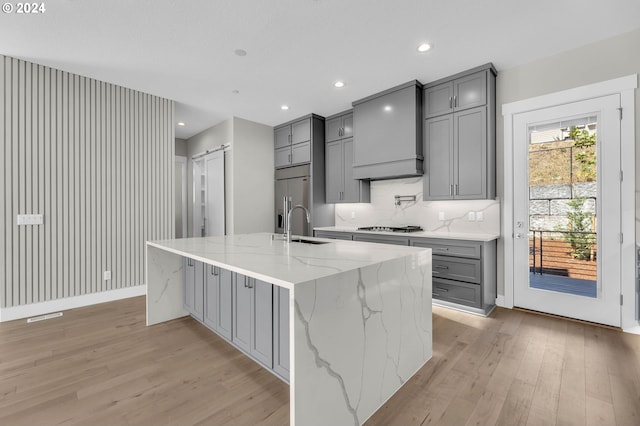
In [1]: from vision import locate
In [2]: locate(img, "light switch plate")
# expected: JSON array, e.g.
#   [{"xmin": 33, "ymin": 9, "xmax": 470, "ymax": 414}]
[
  {"xmin": 467, "ymin": 212, "xmax": 476, "ymax": 221},
  {"xmin": 476, "ymin": 211, "xmax": 484, "ymax": 221},
  {"xmin": 103, "ymin": 271, "xmax": 111, "ymax": 280},
  {"xmin": 438, "ymin": 212, "xmax": 445, "ymax": 221},
  {"xmin": 17, "ymin": 214, "xmax": 43, "ymax": 225}
]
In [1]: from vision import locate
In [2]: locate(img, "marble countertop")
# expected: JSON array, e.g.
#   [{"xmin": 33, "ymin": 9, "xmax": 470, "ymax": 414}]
[
  {"xmin": 313, "ymin": 226, "xmax": 500, "ymax": 242},
  {"xmin": 147, "ymin": 233, "xmax": 430, "ymax": 290}
]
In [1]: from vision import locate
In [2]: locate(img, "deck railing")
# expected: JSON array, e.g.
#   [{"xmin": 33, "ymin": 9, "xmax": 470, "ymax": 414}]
[{"xmin": 529, "ymin": 230, "xmax": 597, "ymax": 280}]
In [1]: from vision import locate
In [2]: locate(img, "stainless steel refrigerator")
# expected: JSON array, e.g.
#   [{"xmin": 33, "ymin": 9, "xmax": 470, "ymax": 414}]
[{"xmin": 275, "ymin": 164, "xmax": 311, "ymax": 236}]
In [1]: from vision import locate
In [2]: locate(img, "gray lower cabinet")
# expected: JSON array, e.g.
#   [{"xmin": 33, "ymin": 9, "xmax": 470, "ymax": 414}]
[
  {"xmin": 203, "ymin": 265, "xmax": 233, "ymax": 340},
  {"xmin": 310, "ymin": 231, "xmax": 497, "ymax": 315},
  {"xmin": 183, "ymin": 257, "xmax": 204, "ymax": 322},
  {"xmin": 352, "ymin": 234, "xmax": 409, "ymax": 246},
  {"xmin": 232, "ymin": 273, "xmax": 273, "ymax": 368},
  {"xmin": 410, "ymin": 238, "xmax": 496, "ymax": 315},
  {"xmin": 272, "ymin": 286, "xmax": 290, "ymax": 381},
  {"xmin": 314, "ymin": 230, "xmax": 353, "ymax": 240}
]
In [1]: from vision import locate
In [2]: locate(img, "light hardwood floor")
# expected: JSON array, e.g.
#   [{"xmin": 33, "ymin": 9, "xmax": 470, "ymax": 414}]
[{"xmin": 1, "ymin": 297, "xmax": 639, "ymax": 425}]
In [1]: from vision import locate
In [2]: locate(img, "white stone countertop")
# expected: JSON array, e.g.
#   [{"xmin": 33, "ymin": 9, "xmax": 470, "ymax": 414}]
[
  {"xmin": 313, "ymin": 226, "xmax": 500, "ymax": 242},
  {"xmin": 147, "ymin": 233, "xmax": 430, "ymax": 290}
]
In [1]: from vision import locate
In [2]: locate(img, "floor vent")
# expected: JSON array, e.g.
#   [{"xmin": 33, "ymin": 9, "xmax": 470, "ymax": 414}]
[{"xmin": 27, "ymin": 312, "xmax": 63, "ymax": 323}]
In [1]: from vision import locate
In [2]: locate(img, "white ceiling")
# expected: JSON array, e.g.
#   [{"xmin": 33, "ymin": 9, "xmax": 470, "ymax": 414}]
[{"xmin": 2, "ymin": 0, "xmax": 640, "ymax": 139}]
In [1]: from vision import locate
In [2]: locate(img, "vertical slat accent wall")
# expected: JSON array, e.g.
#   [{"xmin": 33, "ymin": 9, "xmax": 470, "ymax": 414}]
[{"xmin": 0, "ymin": 55, "xmax": 174, "ymax": 308}]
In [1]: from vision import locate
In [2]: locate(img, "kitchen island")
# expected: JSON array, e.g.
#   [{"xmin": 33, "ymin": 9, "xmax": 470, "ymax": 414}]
[{"xmin": 146, "ymin": 233, "xmax": 432, "ymax": 426}]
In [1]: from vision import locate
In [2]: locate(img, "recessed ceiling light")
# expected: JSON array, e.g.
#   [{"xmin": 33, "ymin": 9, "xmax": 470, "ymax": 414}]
[
  {"xmin": 417, "ymin": 43, "xmax": 432, "ymax": 53},
  {"xmin": 334, "ymin": 81, "xmax": 345, "ymax": 88},
  {"xmin": 383, "ymin": 105, "xmax": 392, "ymax": 112},
  {"xmin": 232, "ymin": 89, "xmax": 240, "ymax": 94},
  {"xmin": 234, "ymin": 49, "xmax": 247, "ymax": 57},
  {"xmin": 281, "ymin": 105, "xmax": 289, "ymax": 110},
  {"xmin": 177, "ymin": 122, "xmax": 186, "ymax": 126}
]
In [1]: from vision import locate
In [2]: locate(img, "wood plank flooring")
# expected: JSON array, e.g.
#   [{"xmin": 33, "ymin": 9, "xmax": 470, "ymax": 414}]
[{"xmin": 1, "ymin": 297, "xmax": 639, "ymax": 425}]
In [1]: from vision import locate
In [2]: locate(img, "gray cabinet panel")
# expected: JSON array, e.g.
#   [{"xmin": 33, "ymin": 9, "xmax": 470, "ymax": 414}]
[
  {"xmin": 342, "ymin": 138, "xmax": 362, "ymax": 202},
  {"xmin": 314, "ymin": 230, "xmax": 353, "ymax": 240},
  {"xmin": 352, "ymin": 234, "xmax": 409, "ymax": 246},
  {"xmin": 203, "ymin": 264, "xmax": 219, "ymax": 331},
  {"xmin": 326, "ymin": 116, "xmax": 343, "ymax": 143},
  {"xmin": 273, "ymin": 286, "xmax": 290, "ymax": 381},
  {"xmin": 342, "ymin": 113, "xmax": 353, "ymax": 138},
  {"xmin": 251, "ymin": 279, "xmax": 273, "ymax": 367},
  {"xmin": 424, "ymin": 82, "xmax": 454, "ymax": 119},
  {"xmin": 275, "ymin": 146, "xmax": 291, "ymax": 168},
  {"xmin": 291, "ymin": 119, "xmax": 311, "ymax": 145},
  {"xmin": 275, "ymin": 126, "xmax": 291, "ymax": 149},
  {"xmin": 410, "ymin": 238, "xmax": 481, "ymax": 259},
  {"xmin": 218, "ymin": 268, "xmax": 233, "ymax": 340},
  {"xmin": 325, "ymin": 140, "xmax": 343, "ymax": 203},
  {"xmin": 183, "ymin": 258, "xmax": 204, "ymax": 321},
  {"xmin": 424, "ymin": 115, "xmax": 454, "ymax": 200},
  {"xmin": 455, "ymin": 107, "xmax": 487, "ymax": 199},
  {"xmin": 432, "ymin": 278, "xmax": 481, "ymax": 308},
  {"xmin": 232, "ymin": 274, "xmax": 252, "ymax": 353},
  {"xmin": 454, "ymin": 72, "xmax": 486, "ymax": 111},
  {"xmin": 291, "ymin": 141, "xmax": 311, "ymax": 165},
  {"xmin": 432, "ymin": 255, "xmax": 481, "ymax": 284}
]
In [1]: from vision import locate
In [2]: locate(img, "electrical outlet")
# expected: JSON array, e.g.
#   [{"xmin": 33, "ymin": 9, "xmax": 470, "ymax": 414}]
[
  {"xmin": 17, "ymin": 214, "xmax": 43, "ymax": 225},
  {"xmin": 468, "ymin": 212, "xmax": 476, "ymax": 221},
  {"xmin": 476, "ymin": 211, "xmax": 484, "ymax": 221},
  {"xmin": 438, "ymin": 212, "xmax": 445, "ymax": 221},
  {"xmin": 103, "ymin": 271, "xmax": 111, "ymax": 280},
  {"xmin": 351, "ymin": 211, "xmax": 356, "ymax": 219}
]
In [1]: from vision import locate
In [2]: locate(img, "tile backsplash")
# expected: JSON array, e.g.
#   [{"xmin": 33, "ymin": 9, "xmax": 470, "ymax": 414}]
[{"xmin": 334, "ymin": 177, "xmax": 500, "ymax": 235}]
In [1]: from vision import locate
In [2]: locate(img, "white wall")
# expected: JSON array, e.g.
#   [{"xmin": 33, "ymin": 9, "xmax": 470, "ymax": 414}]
[
  {"xmin": 496, "ymin": 27, "xmax": 640, "ymax": 296},
  {"xmin": 232, "ymin": 117, "xmax": 274, "ymax": 234}
]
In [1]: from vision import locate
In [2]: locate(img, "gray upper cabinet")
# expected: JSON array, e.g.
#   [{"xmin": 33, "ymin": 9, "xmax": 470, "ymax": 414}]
[
  {"xmin": 352, "ymin": 81, "xmax": 423, "ymax": 180},
  {"xmin": 325, "ymin": 111, "xmax": 368, "ymax": 203},
  {"xmin": 274, "ymin": 115, "xmax": 317, "ymax": 169},
  {"xmin": 326, "ymin": 112, "xmax": 354, "ymax": 143},
  {"xmin": 183, "ymin": 257, "xmax": 204, "ymax": 322},
  {"xmin": 325, "ymin": 113, "xmax": 371, "ymax": 204},
  {"xmin": 423, "ymin": 64, "xmax": 496, "ymax": 201},
  {"xmin": 424, "ymin": 70, "xmax": 487, "ymax": 119}
]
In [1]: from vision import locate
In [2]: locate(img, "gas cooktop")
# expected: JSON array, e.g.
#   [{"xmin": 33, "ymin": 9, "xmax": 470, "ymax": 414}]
[{"xmin": 357, "ymin": 225, "xmax": 423, "ymax": 233}]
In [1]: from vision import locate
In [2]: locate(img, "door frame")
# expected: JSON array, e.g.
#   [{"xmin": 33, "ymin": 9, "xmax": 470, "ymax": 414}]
[
  {"xmin": 175, "ymin": 155, "xmax": 188, "ymax": 238},
  {"xmin": 502, "ymin": 75, "xmax": 637, "ymax": 331}
]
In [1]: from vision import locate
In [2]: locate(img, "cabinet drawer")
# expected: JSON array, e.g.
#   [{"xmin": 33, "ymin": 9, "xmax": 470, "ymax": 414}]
[
  {"xmin": 410, "ymin": 238, "xmax": 481, "ymax": 259},
  {"xmin": 353, "ymin": 234, "xmax": 409, "ymax": 246},
  {"xmin": 432, "ymin": 255, "xmax": 481, "ymax": 283},
  {"xmin": 432, "ymin": 278, "xmax": 481, "ymax": 308},
  {"xmin": 314, "ymin": 231, "xmax": 353, "ymax": 240}
]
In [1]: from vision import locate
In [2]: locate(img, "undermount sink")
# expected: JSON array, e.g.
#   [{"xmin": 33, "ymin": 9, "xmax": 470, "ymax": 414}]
[{"xmin": 291, "ymin": 238, "xmax": 331, "ymax": 245}]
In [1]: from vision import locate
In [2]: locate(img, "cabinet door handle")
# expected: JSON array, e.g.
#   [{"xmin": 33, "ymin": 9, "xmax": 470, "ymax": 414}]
[
  {"xmin": 211, "ymin": 266, "xmax": 219, "ymax": 276},
  {"xmin": 435, "ymin": 265, "xmax": 449, "ymax": 270},
  {"xmin": 453, "ymin": 96, "xmax": 457, "ymax": 107},
  {"xmin": 450, "ymin": 184, "xmax": 453, "ymax": 196},
  {"xmin": 247, "ymin": 279, "xmax": 253, "ymax": 289},
  {"xmin": 288, "ymin": 153, "xmax": 291, "ymax": 163},
  {"xmin": 436, "ymin": 247, "xmax": 449, "ymax": 251},
  {"xmin": 435, "ymin": 287, "xmax": 449, "ymax": 292},
  {"xmin": 455, "ymin": 184, "xmax": 459, "ymax": 195},
  {"xmin": 449, "ymin": 96, "xmax": 452, "ymax": 109}
]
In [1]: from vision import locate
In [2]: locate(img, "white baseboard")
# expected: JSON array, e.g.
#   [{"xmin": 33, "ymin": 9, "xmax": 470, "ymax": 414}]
[
  {"xmin": 0, "ymin": 285, "xmax": 147, "ymax": 322},
  {"xmin": 495, "ymin": 295, "xmax": 507, "ymax": 307}
]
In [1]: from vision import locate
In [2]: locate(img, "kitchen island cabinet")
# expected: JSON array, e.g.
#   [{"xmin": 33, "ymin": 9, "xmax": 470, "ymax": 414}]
[{"xmin": 146, "ymin": 233, "xmax": 432, "ymax": 426}]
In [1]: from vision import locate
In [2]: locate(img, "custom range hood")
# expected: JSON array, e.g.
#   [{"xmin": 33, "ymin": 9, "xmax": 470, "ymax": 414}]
[{"xmin": 351, "ymin": 80, "xmax": 423, "ymax": 180}]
